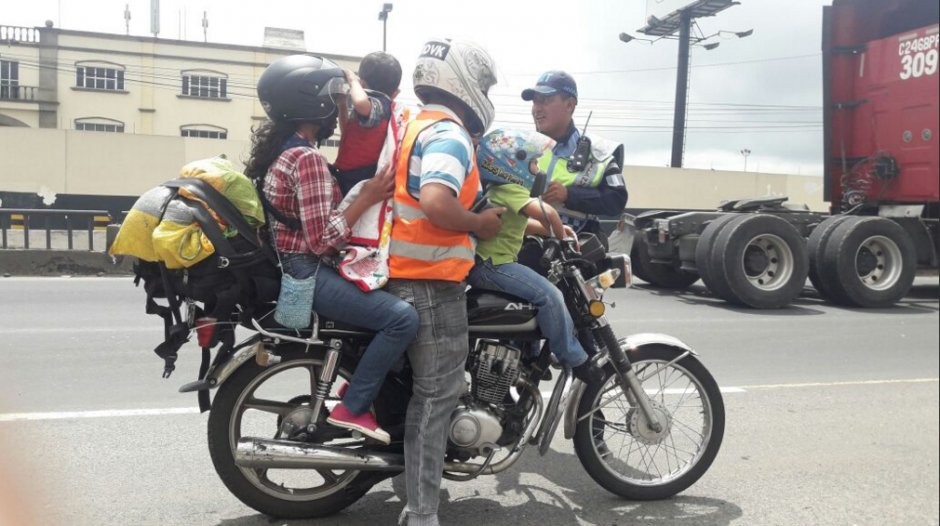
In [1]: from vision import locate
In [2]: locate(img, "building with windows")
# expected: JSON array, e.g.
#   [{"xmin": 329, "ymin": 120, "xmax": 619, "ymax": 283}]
[
  {"xmin": 0, "ymin": 22, "xmax": 357, "ymax": 212},
  {"xmin": 0, "ymin": 22, "xmax": 356, "ymax": 147}
]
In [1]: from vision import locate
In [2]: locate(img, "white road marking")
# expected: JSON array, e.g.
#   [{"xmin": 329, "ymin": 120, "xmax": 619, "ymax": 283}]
[
  {"xmin": 741, "ymin": 378, "xmax": 939, "ymax": 390},
  {"xmin": 1, "ymin": 380, "xmax": 935, "ymax": 423},
  {"xmin": 0, "ymin": 407, "xmax": 200, "ymax": 422}
]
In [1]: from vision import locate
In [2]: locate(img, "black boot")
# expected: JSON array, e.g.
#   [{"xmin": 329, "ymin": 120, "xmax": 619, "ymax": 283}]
[{"xmin": 572, "ymin": 361, "xmax": 606, "ymax": 386}]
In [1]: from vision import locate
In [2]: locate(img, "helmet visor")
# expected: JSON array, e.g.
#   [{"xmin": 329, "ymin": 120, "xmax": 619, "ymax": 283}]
[{"xmin": 320, "ymin": 75, "xmax": 350, "ymax": 105}]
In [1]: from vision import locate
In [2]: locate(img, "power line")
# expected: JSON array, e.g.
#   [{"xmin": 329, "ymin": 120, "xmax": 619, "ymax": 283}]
[
  {"xmin": 0, "ymin": 51, "xmax": 265, "ymax": 88},
  {"xmin": 508, "ymin": 53, "xmax": 822, "ymax": 77},
  {"xmin": 4, "ymin": 50, "xmax": 824, "ymax": 110},
  {"xmin": 486, "ymin": 94, "xmax": 822, "ymax": 110},
  {"xmin": 9, "ymin": 60, "xmax": 825, "ymax": 135},
  {"xmin": 14, "ymin": 61, "xmax": 258, "ymax": 100}
]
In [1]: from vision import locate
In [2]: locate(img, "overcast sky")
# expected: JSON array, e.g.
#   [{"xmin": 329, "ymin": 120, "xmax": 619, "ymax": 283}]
[{"xmin": 5, "ymin": 0, "xmax": 833, "ymax": 175}]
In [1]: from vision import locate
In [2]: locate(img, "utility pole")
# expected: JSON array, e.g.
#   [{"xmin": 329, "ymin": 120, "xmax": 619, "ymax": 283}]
[
  {"xmin": 124, "ymin": 4, "xmax": 131, "ymax": 36},
  {"xmin": 671, "ymin": 13, "xmax": 692, "ymax": 169},
  {"xmin": 622, "ymin": 0, "xmax": 751, "ymax": 169},
  {"xmin": 202, "ymin": 11, "xmax": 208, "ymax": 43}
]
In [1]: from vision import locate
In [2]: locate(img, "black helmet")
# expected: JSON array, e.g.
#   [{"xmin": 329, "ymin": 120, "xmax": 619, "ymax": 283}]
[{"xmin": 257, "ymin": 55, "xmax": 348, "ymax": 124}]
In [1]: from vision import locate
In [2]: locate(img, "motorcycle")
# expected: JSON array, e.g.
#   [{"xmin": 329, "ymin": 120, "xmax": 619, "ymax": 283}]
[{"xmin": 184, "ymin": 198, "xmax": 726, "ymax": 519}]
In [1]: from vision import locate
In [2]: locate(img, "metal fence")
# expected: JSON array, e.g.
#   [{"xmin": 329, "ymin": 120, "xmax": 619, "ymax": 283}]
[{"xmin": 0, "ymin": 209, "xmax": 111, "ymax": 251}]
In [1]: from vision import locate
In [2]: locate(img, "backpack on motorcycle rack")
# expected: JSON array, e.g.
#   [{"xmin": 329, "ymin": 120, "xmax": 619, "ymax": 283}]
[{"xmin": 115, "ymin": 176, "xmax": 281, "ymax": 412}]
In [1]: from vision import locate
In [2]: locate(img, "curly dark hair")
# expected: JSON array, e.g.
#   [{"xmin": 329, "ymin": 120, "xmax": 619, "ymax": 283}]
[{"xmin": 243, "ymin": 119, "xmax": 297, "ymax": 183}]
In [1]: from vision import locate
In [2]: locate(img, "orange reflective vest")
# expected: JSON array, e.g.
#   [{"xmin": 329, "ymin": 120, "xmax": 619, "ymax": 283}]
[{"xmin": 389, "ymin": 111, "xmax": 480, "ymax": 282}]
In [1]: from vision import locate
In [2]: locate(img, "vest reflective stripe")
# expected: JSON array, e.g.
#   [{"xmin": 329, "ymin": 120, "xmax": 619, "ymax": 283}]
[
  {"xmin": 389, "ymin": 111, "xmax": 480, "ymax": 281},
  {"xmin": 388, "ymin": 239, "xmax": 476, "ymax": 262},
  {"xmin": 393, "ymin": 201, "xmax": 428, "ymax": 222},
  {"xmin": 537, "ymin": 151, "xmax": 608, "ymax": 189}
]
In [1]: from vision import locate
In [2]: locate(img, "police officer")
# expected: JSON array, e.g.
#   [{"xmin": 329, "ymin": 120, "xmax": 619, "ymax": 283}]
[{"xmin": 521, "ymin": 71, "xmax": 627, "ymax": 246}]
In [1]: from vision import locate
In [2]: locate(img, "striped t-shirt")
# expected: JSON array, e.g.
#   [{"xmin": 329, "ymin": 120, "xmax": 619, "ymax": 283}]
[{"xmin": 406, "ymin": 105, "xmax": 477, "ymax": 199}]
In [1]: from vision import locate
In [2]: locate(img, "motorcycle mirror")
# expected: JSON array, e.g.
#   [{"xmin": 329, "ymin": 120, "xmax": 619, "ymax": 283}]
[{"xmin": 530, "ymin": 171, "xmax": 548, "ymax": 199}]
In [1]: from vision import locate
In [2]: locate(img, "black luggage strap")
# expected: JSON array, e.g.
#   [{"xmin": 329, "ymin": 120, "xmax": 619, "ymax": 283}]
[
  {"xmin": 132, "ymin": 189, "xmax": 188, "ymax": 379},
  {"xmin": 154, "ymin": 262, "xmax": 189, "ymax": 379},
  {"xmin": 252, "ymin": 176, "xmax": 303, "ymax": 231},
  {"xmin": 163, "ymin": 178, "xmax": 263, "ymax": 249}
]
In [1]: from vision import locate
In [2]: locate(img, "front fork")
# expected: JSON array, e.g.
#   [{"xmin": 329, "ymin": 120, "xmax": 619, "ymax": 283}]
[{"xmin": 595, "ymin": 322, "xmax": 664, "ymax": 434}]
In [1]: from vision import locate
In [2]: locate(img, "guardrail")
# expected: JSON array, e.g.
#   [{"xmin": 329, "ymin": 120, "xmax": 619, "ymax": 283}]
[{"xmin": 0, "ymin": 209, "xmax": 111, "ymax": 251}]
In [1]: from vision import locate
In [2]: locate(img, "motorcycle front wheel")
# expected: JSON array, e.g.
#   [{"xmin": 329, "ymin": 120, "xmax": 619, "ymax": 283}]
[{"xmin": 573, "ymin": 345, "xmax": 725, "ymax": 500}]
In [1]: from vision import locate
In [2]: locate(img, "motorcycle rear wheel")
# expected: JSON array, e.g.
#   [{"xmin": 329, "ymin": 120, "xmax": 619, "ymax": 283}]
[{"xmin": 207, "ymin": 345, "xmax": 388, "ymax": 519}]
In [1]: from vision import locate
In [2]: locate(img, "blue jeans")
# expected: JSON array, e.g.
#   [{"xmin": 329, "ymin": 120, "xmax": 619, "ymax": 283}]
[
  {"xmin": 468, "ymin": 259, "xmax": 588, "ymax": 368},
  {"xmin": 386, "ymin": 279, "xmax": 469, "ymax": 526},
  {"xmin": 281, "ymin": 254, "xmax": 419, "ymax": 416}
]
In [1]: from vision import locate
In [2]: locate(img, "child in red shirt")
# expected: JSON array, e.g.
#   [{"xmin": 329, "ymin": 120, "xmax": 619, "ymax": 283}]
[{"xmin": 335, "ymin": 51, "xmax": 402, "ymax": 195}]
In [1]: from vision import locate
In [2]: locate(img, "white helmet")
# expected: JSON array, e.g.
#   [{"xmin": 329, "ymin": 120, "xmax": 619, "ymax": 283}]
[{"xmin": 413, "ymin": 38, "xmax": 497, "ymax": 138}]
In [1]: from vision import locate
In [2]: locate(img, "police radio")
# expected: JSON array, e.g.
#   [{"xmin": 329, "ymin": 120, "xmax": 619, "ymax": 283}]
[{"xmin": 567, "ymin": 111, "xmax": 593, "ymax": 173}]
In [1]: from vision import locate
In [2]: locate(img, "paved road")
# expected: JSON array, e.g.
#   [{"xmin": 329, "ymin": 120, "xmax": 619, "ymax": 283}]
[{"xmin": 1, "ymin": 277, "xmax": 938, "ymax": 525}]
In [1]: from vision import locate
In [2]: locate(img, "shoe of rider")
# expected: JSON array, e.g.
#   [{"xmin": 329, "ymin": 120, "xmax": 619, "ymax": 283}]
[{"xmin": 327, "ymin": 403, "xmax": 392, "ymax": 445}]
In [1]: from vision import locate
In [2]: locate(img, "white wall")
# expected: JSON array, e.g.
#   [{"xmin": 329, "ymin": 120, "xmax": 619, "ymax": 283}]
[
  {"xmin": 0, "ymin": 127, "xmax": 823, "ymax": 212},
  {"xmin": 624, "ymin": 165, "xmax": 828, "ymax": 212}
]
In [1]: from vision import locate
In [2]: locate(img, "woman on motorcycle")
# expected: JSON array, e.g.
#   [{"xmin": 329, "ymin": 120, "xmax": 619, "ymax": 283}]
[{"xmin": 244, "ymin": 55, "xmax": 419, "ymax": 445}]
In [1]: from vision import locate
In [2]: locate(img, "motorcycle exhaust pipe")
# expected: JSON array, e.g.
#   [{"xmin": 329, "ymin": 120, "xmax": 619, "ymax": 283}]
[
  {"xmin": 235, "ymin": 380, "xmax": 545, "ymax": 475},
  {"xmin": 235, "ymin": 438, "xmax": 498, "ymax": 475},
  {"xmin": 235, "ymin": 438, "xmax": 405, "ymax": 472}
]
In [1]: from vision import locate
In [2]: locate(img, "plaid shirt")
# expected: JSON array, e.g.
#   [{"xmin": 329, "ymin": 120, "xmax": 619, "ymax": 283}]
[{"xmin": 263, "ymin": 140, "xmax": 350, "ymax": 256}]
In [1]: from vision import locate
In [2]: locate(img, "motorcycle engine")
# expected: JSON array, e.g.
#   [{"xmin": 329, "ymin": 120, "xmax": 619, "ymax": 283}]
[
  {"xmin": 446, "ymin": 341, "xmax": 524, "ymax": 456},
  {"xmin": 469, "ymin": 340, "xmax": 523, "ymax": 406},
  {"xmin": 449, "ymin": 402, "xmax": 503, "ymax": 455}
]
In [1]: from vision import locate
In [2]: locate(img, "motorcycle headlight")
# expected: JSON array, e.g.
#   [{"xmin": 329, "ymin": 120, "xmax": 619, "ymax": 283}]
[
  {"xmin": 599, "ymin": 254, "xmax": 633, "ymax": 289},
  {"xmin": 585, "ymin": 268, "xmax": 622, "ymax": 302}
]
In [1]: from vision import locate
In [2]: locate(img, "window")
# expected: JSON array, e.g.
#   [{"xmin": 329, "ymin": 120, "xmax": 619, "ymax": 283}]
[
  {"xmin": 321, "ymin": 139, "xmax": 341, "ymax": 148},
  {"xmin": 0, "ymin": 60, "xmax": 19, "ymax": 100},
  {"xmin": 75, "ymin": 118, "xmax": 125, "ymax": 133},
  {"xmin": 180, "ymin": 125, "xmax": 227, "ymax": 140},
  {"xmin": 181, "ymin": 71, "xmax": 228, "ymax": 99},
  {"xmin": 76, "ymin": 64, "xmax": 125, "ymax": 91}
]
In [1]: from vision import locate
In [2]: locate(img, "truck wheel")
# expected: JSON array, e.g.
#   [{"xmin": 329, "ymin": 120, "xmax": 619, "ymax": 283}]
[
  {"xmin": 695, "ymin": 214, "xmax": 741, "ymax": 300},
  {"xmin": 710, "ymin": 215, "xmax": 810, "ymax": 309},
  {"xmin": 807, "ymin": 216, "xmax": 863, "ymax": 300},
  {"xmin": 820, "ymin": 217, "xmax": 917, "ymax": 308},
  {"xmin": 632, "ymin": 235, "xmax": 700, "ymax": 290}
]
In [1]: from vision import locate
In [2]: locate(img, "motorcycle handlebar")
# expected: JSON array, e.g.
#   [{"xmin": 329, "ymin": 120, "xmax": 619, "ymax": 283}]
[{"xmin": 540, "ymin": 240, "xmax": 560, "ymax": 269}]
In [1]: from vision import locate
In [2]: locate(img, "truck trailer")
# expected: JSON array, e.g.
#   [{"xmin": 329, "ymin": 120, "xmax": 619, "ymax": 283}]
[{"xmin": 626, "ymin": 0, "xmax": 939, "ymax": 309}]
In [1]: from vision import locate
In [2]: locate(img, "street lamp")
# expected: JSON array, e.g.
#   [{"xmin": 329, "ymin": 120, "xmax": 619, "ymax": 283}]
[
  {"xmin": 703, "ymin": 29, "xmax": 754, "ymax": 43},
  {"xmin": 741, "ymin": 148, "xmax": 752, "ymax": 172},
  {"xmin": 619, "ymin": 32, "xmax": 655, "ymax": 44},
  {"xmin": 378, "ymin": 3, "xmax": 393, "ymax": 52}
]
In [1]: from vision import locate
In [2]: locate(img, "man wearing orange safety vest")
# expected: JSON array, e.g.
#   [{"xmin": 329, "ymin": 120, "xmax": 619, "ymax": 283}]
[{"xmin": 386, "ymin": 39, "xmax": 504, "ymax": 526}]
